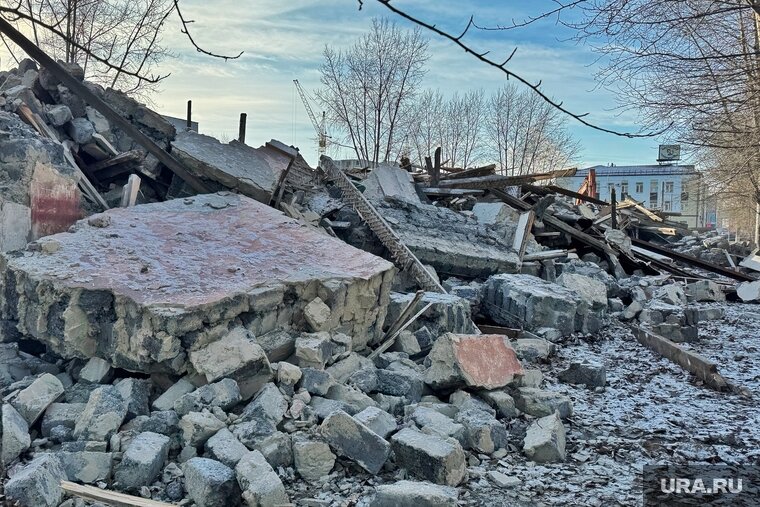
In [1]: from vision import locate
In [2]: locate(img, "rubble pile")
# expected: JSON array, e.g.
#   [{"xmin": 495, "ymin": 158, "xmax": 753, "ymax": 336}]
[{"xmin": 0, "ymin": 55, "xmax": 758, "ymax": 507}]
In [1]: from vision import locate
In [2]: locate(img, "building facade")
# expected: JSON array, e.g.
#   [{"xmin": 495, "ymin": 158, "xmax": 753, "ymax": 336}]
[{"xmin": 556, "ymin": 164, "xmax": 714, "ymax": 228}]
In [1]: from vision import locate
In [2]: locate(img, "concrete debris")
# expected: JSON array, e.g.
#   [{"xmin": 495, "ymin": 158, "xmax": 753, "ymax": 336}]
[
  {"xmin": 58, "ymin": 450, "xmax": 112, "ymax": 483},
  {"xmin": 11, "ymin": 372, "xmax": 64, "ymax": 424},
  {"xmin": 390, "ymin": 427, "xmax": 467, "ymax": 486},
  {"xmin": 179, "ymin": 410, "xmax": 226, "ymax": 447},
  {"xmin": 293, "ymin": 438, "xmax": 336, "ymax": 482},
  {"xmin": 115, "ymin": 431, "xmax": 170, "ymax": 490},
  {"xmin": 737, "ymin": 280, "xmax": 760, "ymax": 302},
  {"xmin": 354, "ymin": 406, "xmax": 397, "ymax": 439},
  {"xmin": 370, "ymin": 480, "xmax": 459, "ymax": 507},
  {"xmin": 73, "ymin": 385, "xmax": 128, "ymax": 441},
  {"xmin": 5, "ymin": 453, "xmax": 66, "ymax": 507},
  {"xmin": 2, "ymin": 403, "xmax": 31, "ymax": 465},
  {"xmin": 512, "ymin": 387, "xmax": 573, "ymax": 419},
  {"xmin": 522, "ymin": 412, "xmax": 566, "ymax": 463},
  {"xmin": 174, "ymin": 378, "xmax": 242, "ymax": 416},
  {"xmin": 235, "ymin": 450, "xmax": 290, "ymax": 506},
  {"xmin": 80, "ymin": 358, "xmax": 113, "ymax": 385},
  {"xmin": 184, "ymin": 457, "xmax": 241, "ymax": 507},
  {"xmin": 558, "ymin": 361, "xmax": 606, "ymax": 388},
  {"xmin": 320, "ymin": 410, "xmax": 391, "ymax": 474}
]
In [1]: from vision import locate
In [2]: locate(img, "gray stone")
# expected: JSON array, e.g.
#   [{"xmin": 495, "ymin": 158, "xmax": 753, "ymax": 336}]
[
  {"xmin": 189, "ymin": 327, "xmax": 273, "ymax": 400},
  {"xmin": 390, "ymin": 427, "xmax": 466, "ymax": 486},
  {"xmin": 387, "ymin": 292, "xmax": 476, "ymax": 336},
  {"xmin": 58, "ymin": 451, "xmax": 112, "ymax": 483},
  {"xmin": 370, "ymin": 480, "xmax": 458, "ymax": 507},
  {"xmin": 408, "ymin": 406, "xmax": 464, "ymax": 442},
  {"xmin": 5, "ymin": 454, "xmax": 66, "ymax": 507},
  {"xmin": 11, "ymin": 373, "xmax": 64, "ymax": 425},
  {"xmin": 205, "ymin": 428, "xmax": 248, "ymax": 468},
  {"xmin": 557, "ymin": 272, "xmax": 608, "ymax": 310},
  {"xmin": 115, "ymin": 378, "xmax": 152, "ymax": 421},
  {"xmin": 174, "ymin": 378, "xmax": 242, "ymax": 416},
  {"xmin": 184, "ymin": 457, "xmax": 241, "ymax": 507},
  {"xmin": 252, "ymin": 431, "xmax": 293, "ymax": 468},
  {"xmin": 513, "ymin": 338, "xmax": 555, "ymax": 362},
  {"xmin": 320, "ymin": 410, "xmax": 391, "ymax": 474},
  {"xmin": 296, "ymin": 333, "xmax": 335, "ymax": 369},
  {"xmin": 685, "ymin": 280, "xmax": 725, "ymax": 302},
  {"xmin": 276, "ymin": 362, "xmax": 302, "ymax": 393},
  {"xmin": 179, "ymin": 410, "xmax": 226, "ymax": 447},
  {"xmin": 654, "ymin": 283, "xmax": 687, "ymax": 306},
  {"xmin": 293, "ymin": 438, "xmax": 336, "ymax": 482},
  {"xmin": 45, "ymin": 104, "xmax": 72, "ymax": 127},
  {"xmin": 478, "ymin": 390, "xmax": 518, "ymax": 419},
  {"xmin": 78, "ymin": 357, "xmax": 112, "ymax": 383},
  {"xmin": 115, "ymin": 431, "xmax": 170, "ymax": 490},
  {"xmin": 73, "ymin": 385, "xmax": 128, "ymax": 441},
  {"xmin": 123, "ymin": 410, "xmax": 179, "ymax": 436},
  {"xmin": 737, "ymin": 280, "xmax": 760, "ymax": 302},
  {"xmin": 523, "ymin": 412, "xmax": 566, "ymax": 463},
  {"xmin": 488, "ymin": 470, "xmax": 521, "ymax": 488},
  {"xmin": 512, "ymin": 388, "xmax": 573, "ymax": 419},
  {"xmin": 299, "ymin": 367, "xmax": 335, "ymax": 396},
  {"xmin": 325, "ymin": 384, "xmax": 377, "ymax": 413},
  {"xmin": 375, "ymin": 368, "xmax": 424, "ymax": 402},
  {"xmin": 2, "ymin": 403, "xmax": 30, "ymax": 465},
  {"xmin": 309, "ymin": 396, "xmax": 355, "ymax": 419},
  {"xmin": 326, "ymin": 352, "xmax": 374, "ymax": 383},
  {"xmin": 65, "ymin": 117, "xmax": 94, "ymax": 144},
  {"xmin": 454, "ymin": 409, "xmax": 508, "ymax": 454},
  {"xmin": 235, "ymin": 450, "xmax": 289, "ymax": 506},
  {"xmin": 391, "ymin": 330, "xmax": 421, "ymax": 355},
  {"xmin": 347, "ymin": 367, "xmax": 379, "ymax": 393},
  {"xmin": 238, "ymin": 382, "xmax": 287, "ymax": 430},
  {"xmin": 152, "ymin": 377, "xmax": 195, "ymax": 411},
  {"xmin": 621, "ymin": 300, "xmax": 643, "ymax": 321},
  {"xmin": 558, "ymin": 361, "xmax": 606, "ymax": 388},
  {"xmin": 354, "ymin": 406, "xmax": 397, "ymax": 439},
  {"xmin": 255, "ymin": 330, "xmax": 296, "ymax": 362},
  {"xmin": 304, "ymin": 297, "xmax": 332, "ymax": 332}
]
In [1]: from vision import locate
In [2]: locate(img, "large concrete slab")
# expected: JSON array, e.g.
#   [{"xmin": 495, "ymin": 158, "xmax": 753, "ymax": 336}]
[
  {"xmin": 0, "ymin": 193, "xmax": 394, "ymax": 373},
  {"xmin": 362, "ymin": 164, "xmax": 420, "ymax": 203},
  {"xmin": 171, "ymin": 131, "xmax": 292, "ymax": 203}
]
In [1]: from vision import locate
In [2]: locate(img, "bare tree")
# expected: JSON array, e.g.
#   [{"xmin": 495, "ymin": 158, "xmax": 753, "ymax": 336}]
[
  {"xmin": 441, "ymin": 89, "xmax": 485, "ymax": 169},
  {"xmin": 488, "ymin": 83, "xmax": 579, "ymax": 175},
  {"xmin": 317, "ymin": 18, "xmax": 429, "ymax": 166}
]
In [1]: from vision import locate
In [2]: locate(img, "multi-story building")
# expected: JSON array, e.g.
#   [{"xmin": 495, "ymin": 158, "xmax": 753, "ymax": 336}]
[{"xmin": 555, "ymin": 164, "xmax": 715, "ymax": 228}]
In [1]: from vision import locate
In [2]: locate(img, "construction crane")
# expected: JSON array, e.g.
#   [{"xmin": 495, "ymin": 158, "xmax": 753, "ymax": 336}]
[{"xmin": 293, "ymin": 79, "xmax": 328, "ymax": 159}]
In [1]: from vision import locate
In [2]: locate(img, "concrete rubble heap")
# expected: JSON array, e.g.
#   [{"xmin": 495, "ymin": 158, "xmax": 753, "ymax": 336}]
[{"xmin": 0, "ymin": 56, "xmax": 757, "ymax": 507}]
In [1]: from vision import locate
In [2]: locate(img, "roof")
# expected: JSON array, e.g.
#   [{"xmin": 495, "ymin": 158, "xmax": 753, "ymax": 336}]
[{"xmin": 569, "ymin": 164, "xmax": 698, "ymax": 178}]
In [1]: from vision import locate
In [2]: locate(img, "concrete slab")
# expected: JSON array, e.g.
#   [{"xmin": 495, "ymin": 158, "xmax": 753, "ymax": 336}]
[
  {"xmin": 171, "ymin": 131, "xmax": 293, "ymax": 203},
  {"xmin": 0, "ymin": 193, "xmax": 395, "ymax": 373},
  {"xmin": 362, "ymin": 164, "xmax": 420, "ymax": 204}
]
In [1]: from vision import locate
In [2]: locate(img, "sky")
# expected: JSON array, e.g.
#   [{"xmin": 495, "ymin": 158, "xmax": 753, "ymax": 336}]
[{"xmin": 11, "ymin": 0, "xmax": 670, "ymax": 168}]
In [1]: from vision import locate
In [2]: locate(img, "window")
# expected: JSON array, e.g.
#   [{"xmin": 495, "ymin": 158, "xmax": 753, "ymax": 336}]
[
  {"xmin": 681, "ymin": 191, "xmax": 689, "ymax": 202},
  {"xmin": 649, "ymin": 192, "xmax": 658, "ymax": 207},
  {"xmin": 665, "ymin": 181, "xmax": 674, "ymax": 193},
  {"xmin": 635, "ymin": 182, "xmax": 643, "ymax": 193},
  {"xmin": 663, "ymin": 200, "xmax": 672, "ymax": 211},
  {"xmin": 620, "ymin": 182, "xmax": 628, "ymax": 199},
  {"xmin": 650, "ymin": 180, "xmax": 658, "ymax": 191}
]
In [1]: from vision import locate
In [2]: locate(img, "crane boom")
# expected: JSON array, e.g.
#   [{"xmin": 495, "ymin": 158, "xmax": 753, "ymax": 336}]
[{"xmin": 293, "ymin": 79, "xmax": 327, "ymax": 158}]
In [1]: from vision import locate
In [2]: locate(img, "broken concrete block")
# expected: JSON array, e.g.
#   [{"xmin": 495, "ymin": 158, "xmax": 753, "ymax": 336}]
[
  {"xmin": 621, "ymin": 300, "xmax": 643, "ymax": 321},
  {"xmin": 685, "ymin": 280, "xmax": 725, "ymax": 302},
  {"xmin": 78, "ymin": 357, "xmax": 112, "ymax": 383},
  {"xmin": 304, "ymin": 297, "xmax": 332, "ymax": 331},
  {"xmin": 354, "ymin": 406, "xmax": 397, "ymax": 439},
  {"xmin": 11, "ymin": 373, "xmax": 64, "ymax": 425},
  {"xmin": 370, "ymin": 480, "xmax": 459, "ymax": 507},
  {"xmin": 391, "ymin": 427, "xmax": 466, "ymax": 486},
  {"xmin": 152, "ymin": 377, "xmax": 195, "ymax": 411},
  {"xmin": 238, "ymin": 382, "xmax": 287, "ymax": 431},
  {"xmin": 41, "ymin": 402, "xmax": 85, "ymax": 438},
  {"xmin": 408, "ymin": 406, "xmax": 464, "ymax": 442},
  {"xmin": 387, "ymin": 292, "xmax": 477, "ymax": 336},
  {"xmin": 114, "ymin": 378, "xmax": 152, "ymax": 421},
  {"xmin": 2, "ymin": 403, "xmax": 30, "ymax": 465},
  {"xmin": 558, "ymin": 361, "xmax": 606, "ymax": 388},
  {"xmin": 327, "ymin": 352, "xmax": 374, "ymax": 383},
  {"xmin": 123, "ymin": 410, "xmax": 179, "ymax": 437},
  {"xmin": 73, "ymin": 385, "xmax": 127, "ymax": 442},
  {"xmin": 179, "ymin": 411, "xmax": 226, "ymax": 447},
  {"xmin": 184, "ymin": 457, "xmax": 241, "ymax": 507},
  {"xmin": 235, "ymin": 450, "xmax": 289, "ymax": 506},
  {"xmin": 299, "ymin": 367, "xmax": 335, "ymax": 396},
  {"xmin": 5, "ymin": 454, "xmax": 66, "ymax": 507},
  {"xmin": 58, "ymin": 451, "xmax": 112, "ymax": 483},
  {"xmin": 252, "ymin": 431, "xmax": 293, "ymax": 469},
  {"xmin": 174, "ymin": 378, "xmax": 242, "ymax": 416},
  {"xmin": 557, "ymin": 272, "xmax": 608, "ymax": 310},
  {"xmin": 326, "ymin": 384, "xmax": 377, "ymax": 413},
  {"xmin": 276, "ymin": 361, "xmax": 302, "ymax": 394},
  {"xmin": 295, "ymin": 333, "xmax": 335, "ymax": 369},
  {"xmin": 205, "ymin": 428, "xmax": 248, "ymax": 468},
  {"xmin": 737, "ymin": 280, "xmax": 760, "ymax": 302},
  {"xmin": 320, "ymin": 410, "xmax": 391, "ymax": 474},
  {"xmin": 0, "ymin": 193, "xmax": 393, "ymax": 373},
  {"xmin": 65, "ymin": 117, "xmax": 94, "ymax": 144},
  {"xmin": 478, "ymin": 390, "xmax": 517, "ymax": 419},
  {"xmin": 482, "ymin": 274, "xmax": 588, "ymax": 336},
  {"xmin": 115, "ymin": 431, "xmax": 170, "ymax": 490},
  {"xmin": 512, "ymin": 388, "xmax": 573, "ymax": 419},
  {"xmin": 45, "ymin": 103, "xmax": 72, "ymax": 126},
  {"xmin": 523, "ymin": 412, "xmax": 566, "ymax": 463},
  {"xmin": 513, "ymin": 338, "xmax": 554, "ymax": 362},
  {"xmin": 454, "ymin": 409, "xmax": 508, "ymax": 454},
  {"xmin": 391, "ymin": 330, "xmax": 422, "ymax": 355},
  {"xmin": 255, "ymin": 330, "xmax": 296, "ymax": 362},
  {"xmin": 376, "ymin": 367, "xmax": 424, "ymax": 402},
  {"xmin": 189, "ymin": 327, "xmax": 273, "ymax": 400},
  {"xmin": 424, "ymin": 333, "xmax": 522, "ymax": 390},
  {"xmin": 293, "ymin": 437, "xmax": 336, "ymax": 482}
]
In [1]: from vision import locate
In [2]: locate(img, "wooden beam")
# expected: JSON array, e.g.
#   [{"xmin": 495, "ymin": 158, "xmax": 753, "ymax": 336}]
[
  {"xmin": 419, "ymin": 187, "xmax": 485, "ymax": 197},
  {"xmin": 120, "ymin": 174, "xmax": 141, "ymax": 207},
  {"xmin": 631, "ymin": 326, "xmax": 731, "ymax": 392},
  {"xmin": 87, "ymin": 150, "xmax": 142, "ymax": 174},
  {"xmin": 0, "ymin": 17, "xmax": 209, "ymax": 194},
  {"xmin": 61, "ymin": 480, "xmax": 175, "ymax": 507},
  {"xmin": 631, "ymin": 237, "xmax": 756, "ymax": 282},
  {"xmin": 523, "ymin": 183, "xmax": 609, "ymax": 206},
  {"xmin": 513, "ymin": 210, "xmax": 535, "ymax": 260}
]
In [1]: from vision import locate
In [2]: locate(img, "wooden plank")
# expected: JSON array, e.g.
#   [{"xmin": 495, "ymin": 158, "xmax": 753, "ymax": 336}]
[
  {"xmin": 88, "ymin": 151, "xmax": 142, "ymax": 173},
  {"xmin": 61, "ymin": 480, "xmax": 175, "ymax": 507},
  {"xmin": 631, "ymin": 237, "xmax": 756, "ymax": 282},
  {"xmin": 441, "ymin": 164, "xmax": 496, "ymax": 180},
  {"xmin": 419, "ymin": 187, "xmax": 485, "ymax": 197},
  {"xmin": 631, "ymin": 326, "xmax": 731, "ymax": 392},
  {"xmin": 524, "ymin": 183, "xmax": 609, "ymax": 206},
  {"xmin": 121, "ymin": 174, "xmax": 141, "ymax": 207},
  {"xmin": 725, "ymin": 249, "xmax": 738, "ymax": 269},
  {"xmin": 522, "ymin": 249, "xmax": 568, "ymax": 261},
  {"xmin": 476, "ymin": 324, "xmax": 520, "ymax": 337}
]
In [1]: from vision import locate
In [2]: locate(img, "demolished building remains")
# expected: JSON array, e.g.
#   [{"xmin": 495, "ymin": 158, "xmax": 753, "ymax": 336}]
[{"xmin": 0, "ymin": 32, "xmax": 758, "ymax": 507}]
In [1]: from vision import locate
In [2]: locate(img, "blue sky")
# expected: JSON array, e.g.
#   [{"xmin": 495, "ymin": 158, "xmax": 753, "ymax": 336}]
[{"xmin": 152, "ymin": 0, "xmax": 665, "ymax": 168}]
